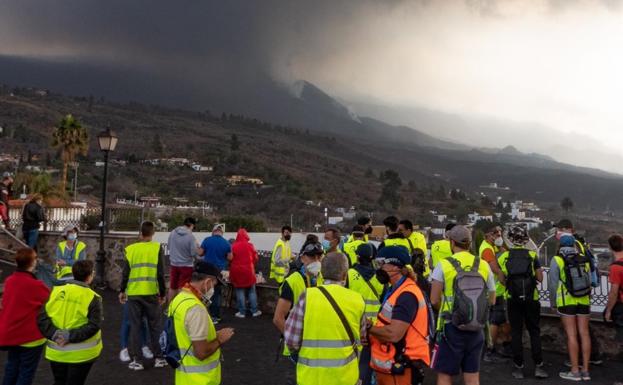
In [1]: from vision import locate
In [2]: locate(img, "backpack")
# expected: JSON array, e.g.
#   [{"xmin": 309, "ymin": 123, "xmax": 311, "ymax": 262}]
[
  {"xmin": 161, "ymin": 298, "xmax": 195, "ymax": 368},
  {"xmin": 446, "ymin": 257, "xmax": 489, "ymax": 332},
  {"xmin": 505, "ymin": 249, "xmax": 537, "ymax": 301},
  {"xmin": 561, "ymin": 251, "xmax": 592, "ymax": 298}
]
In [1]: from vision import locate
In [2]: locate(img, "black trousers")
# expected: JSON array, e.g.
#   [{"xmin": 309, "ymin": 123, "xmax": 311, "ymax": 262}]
[
  {"xmin": 127, "ymin": 296, "xmax": 162, "ymax": 362},
  {"xmin": 507, "ymin": 299, "xmax": 543, "ymax": 367},
  {"xmin": 50, "ymin": 361, "xmax": 93, "ymax": 385}
]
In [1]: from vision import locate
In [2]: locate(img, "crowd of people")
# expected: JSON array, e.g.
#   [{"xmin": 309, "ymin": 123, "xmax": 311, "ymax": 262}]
[{"xmin": 0, "ymin": 213, "xmax": 622, "ymax": 385}]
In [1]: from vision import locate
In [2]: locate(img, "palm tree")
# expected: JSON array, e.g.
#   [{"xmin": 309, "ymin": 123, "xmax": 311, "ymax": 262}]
[{"xmin": 51, "ymin": 114, "xmax": 89, "ymax": 193}]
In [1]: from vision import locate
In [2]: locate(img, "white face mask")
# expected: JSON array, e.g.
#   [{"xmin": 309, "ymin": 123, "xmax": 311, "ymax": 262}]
[
  {"xmin": 494, "ymin": 237, "xmax": 504, "ymax": 247},
  {"xmin": 202, "ymin": 282, "xmax": 215, "ymax": 304},
  {"xmin": 306, "ymin": 261, "xmax": 322, "ymax": 276}
]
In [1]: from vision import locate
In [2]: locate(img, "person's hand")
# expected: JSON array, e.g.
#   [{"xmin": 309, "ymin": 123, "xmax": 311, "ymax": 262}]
[
  {"xmin": 216, "ymin": 328, "xmax": 235, "ymax": 345},
  {"xmin": 605, "ymin": 310, "xmax": 612, "ymax": 322},
  {"xmin": 365, "ymin": 318, "xmax": 373, "ymax": 331},
  {"xmin": 55, "ymin": 335, "xmax": 67, "ymax": 347},
  {"xmin": 57, "ymin": 260, "xmax": 66, "ymax": 266},
  {"xmin": 118, "ymin": 292, "xmax": 127, "ymax": 304},
  {"xmin": 158, "ymin": 296, "xmax": 166, "ymax": 305}
]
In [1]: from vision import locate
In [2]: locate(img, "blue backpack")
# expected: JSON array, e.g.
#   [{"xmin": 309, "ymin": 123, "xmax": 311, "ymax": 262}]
[{"xmin": 161, "ymin": 298, "xmax": 195, "ymax": 368}]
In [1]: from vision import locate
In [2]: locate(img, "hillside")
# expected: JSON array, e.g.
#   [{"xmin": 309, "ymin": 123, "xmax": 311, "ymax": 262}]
[{"xmin": 1, "ymin": 85, "xmax": 623, "ymax": 230}]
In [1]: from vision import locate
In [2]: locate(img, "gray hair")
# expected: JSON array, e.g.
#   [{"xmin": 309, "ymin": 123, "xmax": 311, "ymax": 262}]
[{"xmin": 321, "ymin": 252, "xmax": 349, "ymax": 281}]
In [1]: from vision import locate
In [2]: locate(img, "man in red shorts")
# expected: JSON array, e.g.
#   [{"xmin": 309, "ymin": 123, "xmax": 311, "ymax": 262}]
[{"xmin": 167, "ymin": 217, "xmax": 200, "ymax": 301}]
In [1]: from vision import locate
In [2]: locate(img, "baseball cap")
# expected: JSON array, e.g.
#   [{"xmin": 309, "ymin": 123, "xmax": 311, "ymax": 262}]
[
  {"xmin": 194, "ymin": 261, "xmax": 221, "ymax": 280},
  {"xmin": 356, "ymin": 243, "xmax": 376, "ymax": 261},
  {"xmin": 376, "ymin": 246, "xmax": 410, "ymax": 267},
  {"xmin": 301, "ymin": 242, "xmax": 323, "ymax": 256},
  {"xmin": 447, "ymin": 225, "xmax": 472, "ymax": 243},
  {"xmin": 559, "ymin": 234, "xmax": 575, "ymax": 247},
  {"xmin": 212, "ymin": 224, "xmax": 224, "ymax": 232},
  {"xmin": 554, "ymin": 219, "xmax": 573, "ymax": 229},
  {"xmin": 444, "ymin": 223, "xmax": 457, "ymax": 232}
]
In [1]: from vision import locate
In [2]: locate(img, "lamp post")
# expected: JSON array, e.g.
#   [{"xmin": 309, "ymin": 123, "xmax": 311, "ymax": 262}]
[{"xmin": 96, "ymin": 129, "xmax": 118, "ymax": 287}]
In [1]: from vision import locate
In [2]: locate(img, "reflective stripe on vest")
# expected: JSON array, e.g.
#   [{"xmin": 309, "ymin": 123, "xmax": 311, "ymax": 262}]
[
  {"xmin": 296, "ymin": 285, "xmax": 364, "ymax": 385},
  {"xmin": 44, "ymin": 284, "xmax": 102, "ymax": 363},
  {"xmin": 370, "ymin": 279, "xmax": 430, "ymax": 372},
  {"xmin": 170, "ymin": 290, "xmax": 221, "ymax": 384},
  {"xmin": 125, "ymin": 241, "xmax": 160, "ymax": 296},
  {"xmin": 270, "ymin": 239, "xmax": 292, "ymax": 283},
  {"xmin": 56, "ymin": 241, "xmax": 87, "ymax": 279}
]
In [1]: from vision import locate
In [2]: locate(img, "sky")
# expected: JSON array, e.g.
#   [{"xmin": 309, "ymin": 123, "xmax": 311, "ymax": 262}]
[{"xmin": 1, "ymin": 0, "xmax": 623, "ymax": 170}]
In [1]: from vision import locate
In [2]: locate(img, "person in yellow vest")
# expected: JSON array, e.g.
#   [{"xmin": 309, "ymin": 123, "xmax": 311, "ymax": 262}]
[
  {"xmin": 399, "ymin": 219, "xmax": 430, "ymax": 278},
  {"xmin": 119, "ymin": 221, "xmax": 167, "ymax": 371},
  {"xmin": 368, "ymin": 246, "xmax": 431, "ymax": 385},
  {"xmin": 169, "ymin": 261, "xmax": 235, "ymax": 385},
  {"xmin": 479, "ymin": 223, "xmax": 510, "ymax": 363},
  {"xmin": 379, "ymin": 216, "xmax": 412, "ymax": 252},
  {"xmin": 273, "ymin": 242, "xmax": 324, "ymax": 357},
  {"xmin": 430, "ymin": 226, "xmax": 496, "ymax": 385},
  {"xmin": 284, "ymin": 252, "xmax": 366, "ymax": 385},
  {"xmin": 549, "ymin": 234, "xmax": 592, "ymax": 381},
  {"xmin": 55, "ymin": 226, "xmax": 87, "ymax": 281},
  {"xmin": 430, "ymin": 223, "xmax": 456, "ymax": 270},
  {"xmin": 322, "ymin": 227, "xmax": 342, "ymax": 253},
  {"xmin": 270, "ymin": 226, "xmax": 293, "ymax": 284},
  {"xmin": 345, "ymin": 216, "xmax": 372, "ymax": 243},
  {"xmin": 342, "ymin": 225, "xmax": 367, "ymax": 267},
  {"xmin": 345, "ymin": 243, "xmax": 384, "ymax": 385},
  {"xmin": 37, "ymin": 260, "xmax": 103, "ymax": 385}
]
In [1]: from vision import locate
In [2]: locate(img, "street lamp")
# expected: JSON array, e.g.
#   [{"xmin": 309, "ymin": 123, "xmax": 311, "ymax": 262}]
[{"xmin": 96, "ymin": 128, "xmax": 118, "ymax": 287}]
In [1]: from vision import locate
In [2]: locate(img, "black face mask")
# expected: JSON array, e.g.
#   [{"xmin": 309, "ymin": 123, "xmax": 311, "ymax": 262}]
[
  {"xmin": 284, "ymin": 234, "xmax": 291, "ymax": 241},
  {"xmin": 375, "ymin": 269, "xmax": 391, "ymax": 285}
]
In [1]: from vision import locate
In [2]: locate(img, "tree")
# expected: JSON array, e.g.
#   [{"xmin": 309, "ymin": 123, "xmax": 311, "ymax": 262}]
[
  {"xmin": 230, "ymin": 133, "xmax": 240, "ymax": 151},
  {"xmin": 561, "ymin": 196, "xmax": 574, "ymax": 213},
  {"xmin": 378, "ymin": 169, "xmax": 402, "ymax": 209},
  {"xmin": 51, "ymin": 114, "xmax": 89, "ymax": 193}
]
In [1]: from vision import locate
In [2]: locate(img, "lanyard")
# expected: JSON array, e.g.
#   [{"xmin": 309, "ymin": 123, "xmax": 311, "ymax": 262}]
[{"xmin": 382, "ymin": 276, "xmax": 406, "ymax": 305}]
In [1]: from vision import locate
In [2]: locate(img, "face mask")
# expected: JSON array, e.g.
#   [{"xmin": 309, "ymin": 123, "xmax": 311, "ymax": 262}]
[
  {"xmin": 375, "ymin": 269, "xmax": 391, "ymax": 284},
  {"xmin": 321, "ymin": 239, "xmax": 331, "ymax": 251},
  {"xmin": 494, "ymin": 237, "xmax": 504, "ymax": 247},
  {"xmin": 284, "ymin": 234, "xmax": 291, "ymax": 241},
  {"xmin": 202, "ymin": 284, "xmax": 215, "ymax": 305},
  {"xmin": 67, "ymin": 234, "xmax": 77, "ymax": 241},
  {"xmin": 306, "ymin": 261, "xmax": 322, "ymax": 276}
]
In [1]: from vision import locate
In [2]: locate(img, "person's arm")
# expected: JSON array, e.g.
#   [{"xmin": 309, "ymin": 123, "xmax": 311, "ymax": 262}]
[
  {"xmin": 485, "ymin": 263, "xmax": 496, "ymax": 305},
  {"xmin": 273, "ymin": 245, "xmax": 283, "ymax": 264},
  {"xmin": 548, "ymin": 258, "xmax": 560, "ymax": 308},
  {"xmin": 119, "ymin": 255, "xmax": 130, "ymax": 295},
  {"xmin": 37, "ymin": 304, "xmax": 58, "ymax": 340},
  {"xmin": 55, "ymin": 246, "xmax": 64, "ymax": 264},
  {"xmin": 78, "ymin": 247, "xmax": 87, "ymax": 261},
  {"xmin": 533, "ymin": 256, "xmax": 543, "ymax": 283},
  {"xmin": 37, "ymin": 205, "xmax": 46, "ymax": 223},
  {"xmin": 369, "ymin": 292, "xmax": 417, "ymax": 343},
  {"xmin": 284, "ymin": 292, "xmax": 306, "ymax": 353},
  {"xmin": 185, "ymin": 306, "xmax": 234, "ymax": 360},
  {"xmin": 191, "ymin": 328, "xmax": 234, "ymax": 360},
  {"xmin": 157, "ymin": 245, "xmax": 166, "ymax": 299},
  {"xmin": 273, "ymin": 298, "xmax": 292, "ymax": 334},
  {"xmin": 68, "ymin": 294, "xmax": 103, "ymax": 343},
  {"xmin": 198, "ymin": 240, "xmax": 206, "ymax": 257},
  {"xmin": 430, "ymin": 264, "xmax": 444, "ymax": 309}
]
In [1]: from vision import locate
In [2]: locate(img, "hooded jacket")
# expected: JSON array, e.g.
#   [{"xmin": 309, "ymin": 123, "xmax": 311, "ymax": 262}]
[
  {"xmin": 167, "ymin": 225, "xmax": 198, "ymax": 267},
  {"xmin": 230, "ymin": 229, "xmax": 258, "ymax": 288}
]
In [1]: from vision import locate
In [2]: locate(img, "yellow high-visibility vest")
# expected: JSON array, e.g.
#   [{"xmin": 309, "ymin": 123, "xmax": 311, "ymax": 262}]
[
  {"xmin": 270, "ymin": 239, "xmax": 292, "ymax": 284},
  {"xmin": 125, "ymin": 241, "xmax": 161, "ymax": 296}
]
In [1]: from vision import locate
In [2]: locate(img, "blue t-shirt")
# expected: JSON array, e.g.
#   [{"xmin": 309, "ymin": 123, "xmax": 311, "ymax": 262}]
[{"xmin": 200, "ymin": 235, "xmax": 231, "ymax": 270}]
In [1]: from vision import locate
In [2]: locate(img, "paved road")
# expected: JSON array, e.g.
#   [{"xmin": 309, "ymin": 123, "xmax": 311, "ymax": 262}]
[{"xmin": 0, "ymin": 288, "xmax": 622, "ymax": 384}]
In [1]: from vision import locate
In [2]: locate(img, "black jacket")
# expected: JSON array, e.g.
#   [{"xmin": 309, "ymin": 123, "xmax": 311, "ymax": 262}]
[
  {"xmin": 37, "ymin": 281, "xmax": 103, "ymax": 343},
  {"xmin": 22, "ymin": 202, "xmax": 45, "ymax": 231}
]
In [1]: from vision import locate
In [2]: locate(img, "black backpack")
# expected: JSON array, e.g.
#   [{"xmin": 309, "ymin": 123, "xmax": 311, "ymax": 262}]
[
  {"xmin": 446, "ymin": 257, "xmax": 489, "ymax": 331},
  {"xmin": 505, "ymin": 249, "xmax": 537, "ymax": 301},
  {"xmin": 161, "ymin": 298, "xmax": 195, "ymax": 368},
  {"xmin": 562, "ymin": 251, "xmax": 592, "ymax": 298}
]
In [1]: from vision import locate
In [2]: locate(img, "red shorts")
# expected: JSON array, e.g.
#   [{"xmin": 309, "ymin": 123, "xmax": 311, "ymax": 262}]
[{"xmin": 170, "ymin": 266, "xmax": 193, "ymax": 290}]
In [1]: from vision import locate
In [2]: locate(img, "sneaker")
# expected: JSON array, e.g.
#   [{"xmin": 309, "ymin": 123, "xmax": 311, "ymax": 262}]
[
  {"xmin": 235, "ymin": 312, "xmax": 245, "ymax": 318},
  {"xmin": 581, "ymin": 372, "xmax": 590, "ymax": 381},
  {"xmin": 512, "ymin": 365, "xmax": 524, "ymax": 379},
  {"xmin": 252, "ymin": 310, "xmax": 262, "ymax": 317},
  {"xmin": 154, "ymin": 358, "xmax": 168, "ymax": 368},
  {"xmin": 128, "ymin": 360, "xmax": 144, "ymax": 371},
  {"xmin": 483, "ymin": 350, "xmax": 508, "ymax": 363},
  {"xmin": 559, "ymin": 371, "xmax": 582, "ymax": 382},
  {"xmin": 119, "ymin": 348, "xmax": 131, "ymax": 362},
  {"xmin": 142, "ymin": 345, "xmax": 154, "ymax": 359},
  {"xmin": 535, "ymin": 363, "xmax": 549, "ymax": 379}
]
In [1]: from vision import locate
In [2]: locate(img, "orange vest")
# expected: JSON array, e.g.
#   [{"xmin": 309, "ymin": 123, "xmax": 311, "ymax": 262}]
[{"xmin": 370, "ymin": 278, "xmax": 430, "ymax": 373}]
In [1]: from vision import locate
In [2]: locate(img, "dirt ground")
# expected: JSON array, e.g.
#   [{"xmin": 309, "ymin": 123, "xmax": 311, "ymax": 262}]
[{"xmin": 0, "ymin": 276, "xmax": 622, "ymax": 384}]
